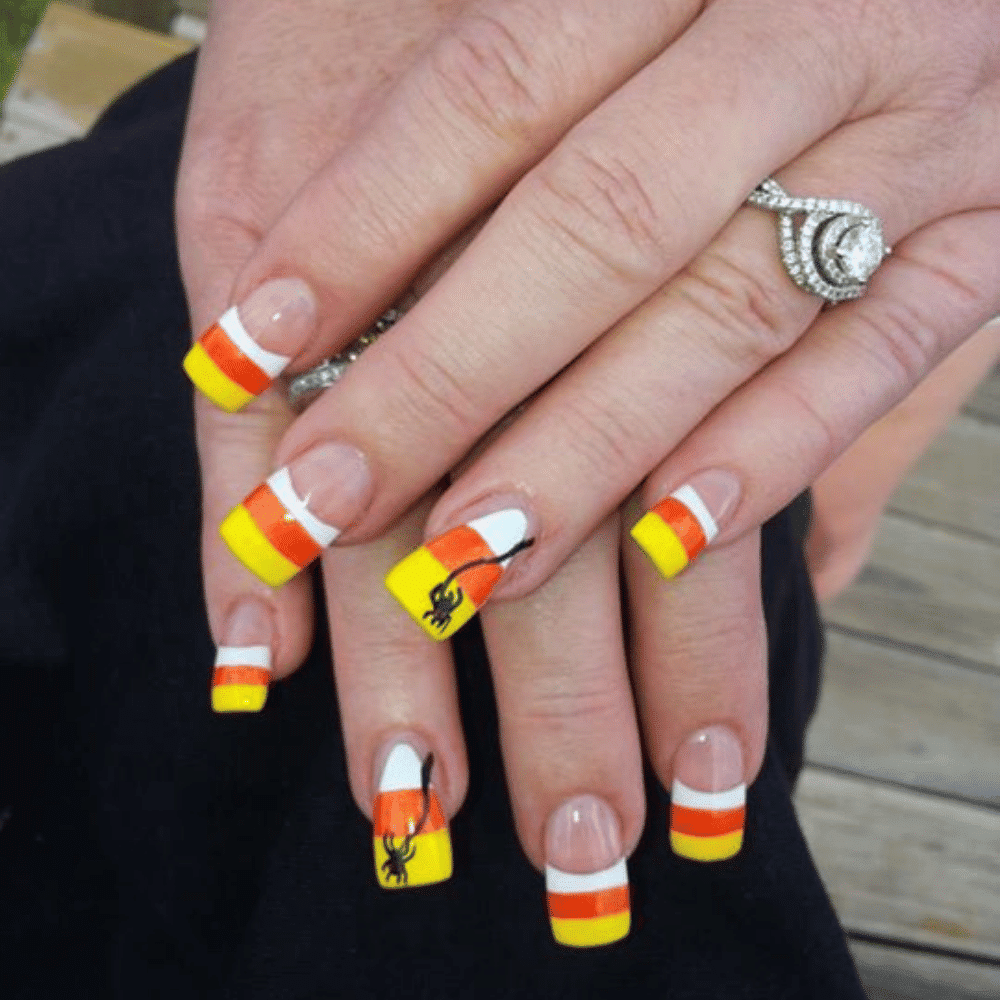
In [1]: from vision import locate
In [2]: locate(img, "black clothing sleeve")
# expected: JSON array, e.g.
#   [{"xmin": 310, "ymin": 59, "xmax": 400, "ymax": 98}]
[{"xmin": 0, "ymin": 55, "xmax": 865, "ymax": 999}]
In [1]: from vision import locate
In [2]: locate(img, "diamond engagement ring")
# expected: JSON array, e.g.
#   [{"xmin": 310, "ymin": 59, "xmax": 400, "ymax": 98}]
[
  {"xmin": 287, "ymin": 294, "xmax": 416, "ymax": 409},
  {"xmin": 747, "ymin": 178, "xmax": 890, "ymax": 304}
]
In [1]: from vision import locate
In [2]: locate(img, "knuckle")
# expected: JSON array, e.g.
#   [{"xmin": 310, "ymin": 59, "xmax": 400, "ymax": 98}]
[
  {"xmin": 426, "ymin": 11, "xmax": 548, "ymax": 145},
  {"xmin": 383, "ymin": 339, "xmax": 483, "ymax": 440},
  {"xmin": 530, "ymin": 144, "xmax": 669, "ymax": 284},
  {"xmin": 846, "ymin": 295, "xmax": 945, "ymax": 388},
  {"xmin": 553, "ymin": 388, "xmax": 644, "ymax": 484},
  {"xmin": 674, "ymin": 249, "xmax": 807, "ymax": 367},
  {"xmin": 517, "ymin": 670, "xmax": 626, "ymax": 732}
]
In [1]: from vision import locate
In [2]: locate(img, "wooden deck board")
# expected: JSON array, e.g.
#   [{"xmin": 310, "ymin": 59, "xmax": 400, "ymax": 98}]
[
  {"xmin": 807, "ymin": 630, "xmax": 1000, "ymax": 806},
  {"xmin": 889, "ymin": 413, "xmax": 1000, "ymax": 543},
  {"xmin": 849, "ymin": 941, "xmax": 1000, "ymax": 1000},
  {"xmin": 823, "ymin": 514, "xmax": 1000, "ymax": 672},
  {"xmin": 965, "ymin": 363, "xmax": 1000, "ymax": 424},
  {"xmin": 806, "ymin": 367, "xmax": 1000, "ymax": 995},
  {"xmin": 795, "ymin": 768, "xmax": 1000, "ymax": 961}
]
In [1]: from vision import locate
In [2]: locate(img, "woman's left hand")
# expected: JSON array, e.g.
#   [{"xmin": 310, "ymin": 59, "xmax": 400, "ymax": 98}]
[{"xmin": 188, "ymin": 0, "xmax": 1000, "ymax": 634}]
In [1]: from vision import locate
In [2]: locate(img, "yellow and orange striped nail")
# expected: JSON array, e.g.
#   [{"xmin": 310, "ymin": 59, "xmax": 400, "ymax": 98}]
[
  {"xmin": 545, "ymin": 796, "xmax": 630, "ymax": 947},
  {"xmin": 211, "ymin": 645, "xmax": 271, "ymax": 713},
  {"xmin": 220, "ymin": 443, "xmax": 372, "ymax": 588},
  {"xmin": 630, "ymin": 471, "xmax": 741, "ymax": 580},
  {"xmin": 385, "ymin": 509, "xmax": 533, "ymax": 641},
  {"xmin": 670, "ymin": 726, "xmax": 746, "ymax": 862},
  {"xmin": 183, "ymin": 279, "xmax": 315, "ymax": 412},
  {"xmin": 546, "ymin": 861, "xmax": 631, "ymax": 948},
  {"xmin": 373, "ymin": 743, "xmax": 452, "ymax": 889}
]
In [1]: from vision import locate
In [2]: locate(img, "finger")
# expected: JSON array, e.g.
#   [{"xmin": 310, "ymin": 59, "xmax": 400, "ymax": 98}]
[
  {"xmin": 323, "ymin": 492, "xmax": 467, "ymax": 890},
  {"xmin": 629, "ymin": 207, "xmax": 1000, "ymax": 584},
  {"xmin": 180, "ymin": 233, "xmax": 317, "ymax": 711},
  {"xmin": 374, "ymin": 115, "xmax": 998, "ymax": 641},
  {"xmin": 214, "ymin": 5, "xmax": 997, "ymax": 609},
  {"xmin": 183, "ymin": 0, "xmax": 700, "ymax": 409},
  {"xmin": 623, "ymin": 516, "xmax": 768, "ymax": 864},
  {"xmin": 479, "ymin": 514, "xmax": 645, "ymax": 948}
]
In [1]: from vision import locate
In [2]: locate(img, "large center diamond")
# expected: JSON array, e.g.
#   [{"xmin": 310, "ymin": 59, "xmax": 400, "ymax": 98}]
[{"xmin": 837, "ymin": 222, "xmax": 884, "ymax": 282}]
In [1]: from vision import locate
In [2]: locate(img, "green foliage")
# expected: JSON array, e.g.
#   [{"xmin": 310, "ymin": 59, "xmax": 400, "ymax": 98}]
[{"xmin": 1, "ymin": 0, "xmax": 50, "ymax": 101}]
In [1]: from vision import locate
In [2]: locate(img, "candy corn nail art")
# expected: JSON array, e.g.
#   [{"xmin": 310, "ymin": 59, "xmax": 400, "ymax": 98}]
[
  {"xmin": 631, "ymin": 484, "xmax": 720, "ymax": 579},
  {"xmin": 220, "ymin": 468, "xmax": 339, "ymax": 588},
  {"xmin": 184, "ymin": 307, "xmax": 290, "ymax": 413},
  {"xmin": 545, "ymin": 860, "xmax": 631, "ymax": 948},
  {"xmin": 373, "ymin": 744, "xmax": 452, "ymax": 889},
  {"xmin": 670, "ymin": 781, "xmax": 746, "ymax": 862},
  {"xmin": 385, "ymin": 509, "xmax": 533, "ymax": 640},
  {"xmin": 211, "ymin": 645, "xmax": 271, "ymax": 713}
]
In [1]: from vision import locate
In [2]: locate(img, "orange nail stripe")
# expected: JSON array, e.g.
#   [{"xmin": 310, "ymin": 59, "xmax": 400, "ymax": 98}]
[
  {"xmin": 547, "ymin": 885, "xmax": 630, "ymax": 920},
  {"xmin": 242, "ymin": 482, "xmax": 323, "ymax": 567},
  {"xmin": 212, "ymin": 666, "xmax": 271, "ymax": 688},
  {"xmin": 651, "ymin": 496, "xmax": 707, "ymax": 561},
  {"xmin": 373, "ymin": 789, "xmax": 448, "ymax": 837},
  {"xmin": 671, "ymin": 804, "xmax": 746, "ymax": 838},
  {"xmin": 426, "ymin": 525, "xmax": 503, "ymax": 608},
  {"xmin": 200, "ymin": 323, "xmax": 272, "ymax": 396}
]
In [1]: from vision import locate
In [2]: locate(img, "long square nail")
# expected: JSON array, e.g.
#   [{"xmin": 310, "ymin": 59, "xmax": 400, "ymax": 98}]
[
  {"xmin": 631, "ymin": 471, "xmax": 740, "ymax": 579},
  {"xmin": 670, "ymin": 726, "xmax": 746, "ymax": 861},
  {"xmin": 373, "ymin": 743, "xmax": 452, "ymax": 889},
  {"xmin": 385, "ymin": 509, "xmax": 532, "ymax": 640},
  {"xmin": 183, "ymin": 279, "xmax": 315, "ymax": 412}
]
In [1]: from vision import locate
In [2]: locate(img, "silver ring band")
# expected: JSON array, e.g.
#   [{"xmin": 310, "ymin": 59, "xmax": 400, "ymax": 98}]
[
  {"xmin": 287, "ymin": 294, "xmax": 416, "ymax": 408},
  {"xmin": 748, "ymin": 178, "xmax": 890, "ymax": 304}
]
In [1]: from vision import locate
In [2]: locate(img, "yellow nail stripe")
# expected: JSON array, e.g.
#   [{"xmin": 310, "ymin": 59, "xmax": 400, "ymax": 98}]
[
  {"xmin": 211, "ymin": 684, "xmax": 269, "ymax": 713},
  {"xmin": 220, "ymin": 504, "xmax": 300, "ymax": 587},
  {"xmin": 550, "ymin": 911, "xmax": 631, "ymax": 948},
  {"xmin": 373, "ymin": 826, "xmax": 453, "ymax": 889},
  {"xmin": 385, "ymin": 546, "xmax": 479, "ymax": 641},
  {"xmin": 630, "ymin": 511, "xmax": 690, "ymax": 579},
  {"xmin": 182, "ymin": 342, "xmax": 254, "ymax": 413},
  {"xmin": 670, "ymin": 829, "xmax": 744, "ymax": 862}
]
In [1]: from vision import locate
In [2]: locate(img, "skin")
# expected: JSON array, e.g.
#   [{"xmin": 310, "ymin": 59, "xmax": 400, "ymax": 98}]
[{"xmin": 177, "ymin": 0, "xmax": 1000, "ymax": 875}]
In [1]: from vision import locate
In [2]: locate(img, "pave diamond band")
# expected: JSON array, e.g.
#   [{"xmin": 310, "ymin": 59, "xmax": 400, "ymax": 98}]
[
  {"xmin": 748, "ymin": 178, "xmax": 889, "ymax": 304},
  {"xmin": 287, "ymin": 294, "xmax": 416, "ymax": 408}
]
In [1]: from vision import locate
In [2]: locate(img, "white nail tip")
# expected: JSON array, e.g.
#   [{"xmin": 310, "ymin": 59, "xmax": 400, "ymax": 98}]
[
  {"xmin": 467, "ymin": 508, "xmax": 529, "ymax": 561},
  {"xmin": 671, "ymin": 485, "xmax": 718, "ymax": 543},
  {"xmin": 379, "ymin": 743, "xmax": 424, "ymax": 793},
  {"xmin": 214, "ymin": 645, "xmax": 271, "ymax": 669},
  {"xmin": 671, "ymin": 780, "xmax": 746, "ymax": 811},
  {"xmin": 267, "ymin": 467, "xmax": 340, "ymax": 547},
  {"xmin": 218, "ymin": 306, "xmax": 290, "ymax": 378},
  {"xmin": 545, "ymin": 859, "xmax": 628, "ymax": 895}
]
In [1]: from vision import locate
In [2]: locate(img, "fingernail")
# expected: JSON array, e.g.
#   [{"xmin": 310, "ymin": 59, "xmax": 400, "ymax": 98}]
[
  {"xmin": 211, "ymin": 599, "xmax": 273, "ymax": 713},
  {"xmin": 545, "ymin": 796, "xmax": 630, "ymax": 948},
  {"xmin": 220, "ymin": 442, "xmax": 372, "ymax": 587},
  {"xmin": 373, "ymin": 742, "xmax": 452, "ymax": 889},
  {"xmin": 385, "ymin": 509, "xmax": 534, "ymax": 641},
  {"xmin": 670, "ymin": 725, "xmax": 746, "ymax": 862},
  {"xmin": 630, "ymin": 469, "xmax": 741, "ymax": 579},
  {"xmin": 183, "ymin": 278, "xmax": 316, "ymax": 412}
]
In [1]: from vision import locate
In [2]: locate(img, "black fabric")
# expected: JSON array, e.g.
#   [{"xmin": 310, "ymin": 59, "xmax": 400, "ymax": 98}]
[{"xmin": 0, "ymin": 54, "xmax": 864, "ymax": 999}]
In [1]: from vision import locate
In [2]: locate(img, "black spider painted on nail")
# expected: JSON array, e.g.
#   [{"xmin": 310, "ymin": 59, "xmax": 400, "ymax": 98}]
[
  {"xmin": 381, "ymin": 753, "xmax": 434, "ymax": 886},
  {"xmin": 422, "ymin": 538, "xmax": 535, "ymax": 633}
]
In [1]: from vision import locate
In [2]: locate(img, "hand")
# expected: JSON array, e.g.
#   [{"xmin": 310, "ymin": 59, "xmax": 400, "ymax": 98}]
[
  {"xmin": 183, "ymin": 0, "xmax": 999, "ymax": 644},
  {"xmin": 176, "ymin": 1, "xmax": 773, "ymax": 941}
]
